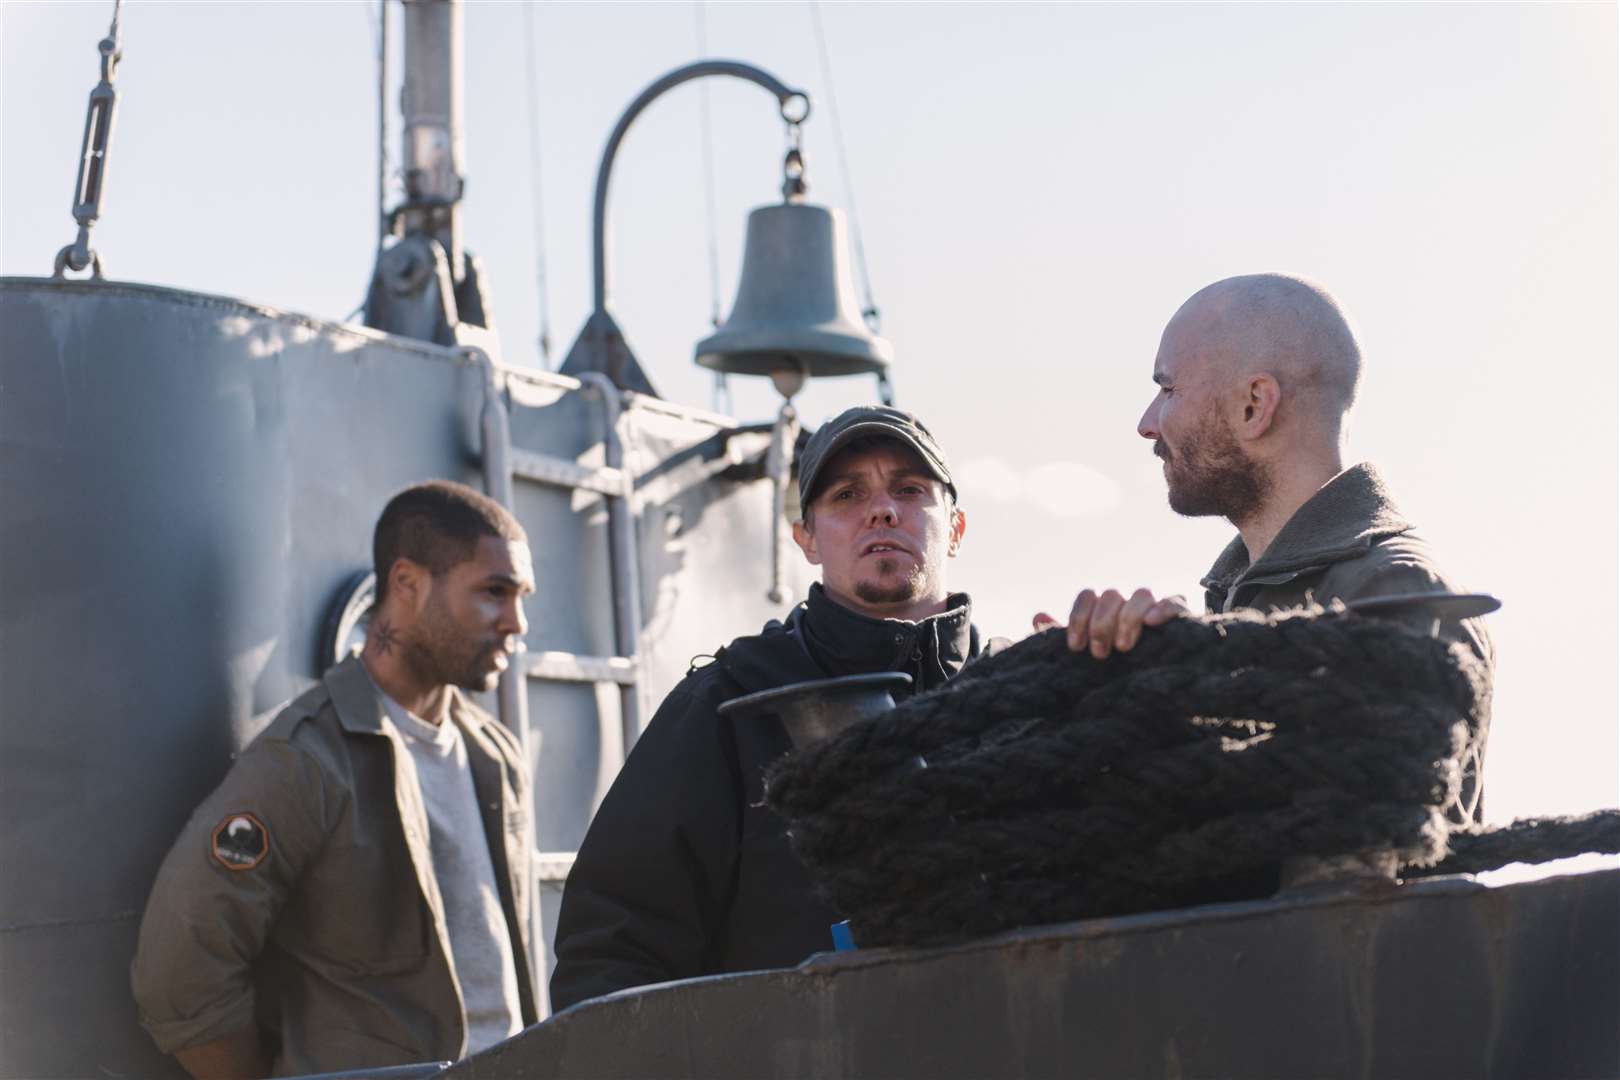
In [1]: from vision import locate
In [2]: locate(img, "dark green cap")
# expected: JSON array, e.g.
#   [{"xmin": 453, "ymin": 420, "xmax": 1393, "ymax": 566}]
[{"xmin": 798, "ymin": 406, "xmax": 956, "ymax": 509}]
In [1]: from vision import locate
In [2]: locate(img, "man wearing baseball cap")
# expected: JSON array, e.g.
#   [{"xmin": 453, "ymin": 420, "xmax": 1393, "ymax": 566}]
[{"xmin": 551, "ymin": 406, "xmax": 990, "ymax": 1010}]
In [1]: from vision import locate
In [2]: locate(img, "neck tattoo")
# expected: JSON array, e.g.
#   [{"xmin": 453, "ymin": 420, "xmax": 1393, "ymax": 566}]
[{"xmin": 366, "ymin": 617, "xmax": 402, "ymax": 658}]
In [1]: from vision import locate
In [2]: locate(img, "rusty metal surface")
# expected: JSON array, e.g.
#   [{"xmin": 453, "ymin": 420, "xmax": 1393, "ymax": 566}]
[{"xmin": 450, "ymin": 868, "xmax": 1620, "ymax": 1080}]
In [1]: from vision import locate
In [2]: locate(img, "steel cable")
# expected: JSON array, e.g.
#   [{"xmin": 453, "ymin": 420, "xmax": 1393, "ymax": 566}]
[
  {"xmin": 808, "ymin": 1, "xmax": 880, "ymax": 331},
  {"xmin": 522, "ymin": 3, "xmax": 555, "ymax": 364}
]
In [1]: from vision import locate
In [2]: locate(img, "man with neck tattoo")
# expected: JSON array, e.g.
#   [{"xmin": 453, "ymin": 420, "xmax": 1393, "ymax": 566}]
[
  {"xmin": 1042, "ymin": 273, "xmax": 1494, "ymax": 823},
  {"xmin": 550, "ymin": 406, "xmax": 993, "ymax": 1011},
  {"xmin": 133, "ymin": 481, "xmax": 539, "ymax": 1077}
]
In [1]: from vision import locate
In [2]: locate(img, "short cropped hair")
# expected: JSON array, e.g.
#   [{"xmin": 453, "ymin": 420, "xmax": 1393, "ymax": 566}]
[{"xmin": 373, "ymin": 480, "xmax": 526, "ymax": 604}]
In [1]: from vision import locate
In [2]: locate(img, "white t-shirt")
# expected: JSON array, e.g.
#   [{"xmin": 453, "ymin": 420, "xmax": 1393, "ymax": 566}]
[{"xmin": 381, "ymin": 691, "xmax": 523, "ymax": 1054}]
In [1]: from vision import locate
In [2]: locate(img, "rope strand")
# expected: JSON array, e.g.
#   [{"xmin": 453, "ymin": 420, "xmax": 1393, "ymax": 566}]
[{"xmin": 764, "ymin": 607, "xmax": 1587, "ymax": 950}]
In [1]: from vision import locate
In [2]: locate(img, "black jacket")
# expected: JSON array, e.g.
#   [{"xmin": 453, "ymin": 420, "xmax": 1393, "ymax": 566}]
[{"xmin": 550, "ymin": 585, "xmax": 983, "ymax": 1011}]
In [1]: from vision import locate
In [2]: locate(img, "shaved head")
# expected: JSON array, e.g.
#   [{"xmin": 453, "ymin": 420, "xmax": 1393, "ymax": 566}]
[
  {"xmin": 1163, "ymin": 273, "xmax": 1362, "ymax": 428},
  {"xmin": 1141, "ymin": 274, "xmax": 1365, "ymax": 534}
]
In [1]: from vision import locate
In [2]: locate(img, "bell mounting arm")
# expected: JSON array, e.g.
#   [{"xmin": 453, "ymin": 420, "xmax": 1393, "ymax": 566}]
[
  {"xmin": 560, "ymin": 60, "xmax": 811, "ymax": 395},
  {"xmin": 591, "ymin": 61, "xmax": 810, "ymax": 315}
]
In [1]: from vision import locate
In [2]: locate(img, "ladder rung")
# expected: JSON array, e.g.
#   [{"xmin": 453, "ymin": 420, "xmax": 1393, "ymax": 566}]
[
  {"xmin": 525, "ymin": 650, "xmax": 636, "ymax": 686},
  {"xmin": 511, "ymin": 448, "xmax": 627, "ymax": 497},
  {"xmin": 535, "ymin": 850, "xmax": 576, "ymax": 885}
]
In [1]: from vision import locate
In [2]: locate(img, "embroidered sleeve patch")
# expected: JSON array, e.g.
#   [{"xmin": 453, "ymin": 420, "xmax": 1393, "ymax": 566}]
[{"xmin": 211, "ymin": 812, "xmax": 269, "ymax": 871}]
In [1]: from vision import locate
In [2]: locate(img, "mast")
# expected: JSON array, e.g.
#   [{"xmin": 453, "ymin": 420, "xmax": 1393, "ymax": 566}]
[
  {"xmin": 364, "ymin": 0, "xmax": 493, "ymax": 345},
  {"xmin": 400, "ymin": 0, "xmax": 464, "ymax": 282}
]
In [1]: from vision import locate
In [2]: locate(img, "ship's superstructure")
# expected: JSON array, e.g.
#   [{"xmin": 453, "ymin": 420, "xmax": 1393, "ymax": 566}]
[
  {"xmin": 1, "ymin": 4, "xmax": 1616, "ymax": 1079},
  {"xmin": 0, "ymin": 2, "xmax": 889, "ymax": 1074}
]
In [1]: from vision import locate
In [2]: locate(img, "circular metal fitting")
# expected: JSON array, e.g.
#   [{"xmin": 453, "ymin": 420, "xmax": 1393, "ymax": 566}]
[
  {"xmin": 320, "ymin": 570, "xmax": 376, "ymax": 670},
  {"xmin": 780, "ymin": 92, "xmax": 811, "ymax": 125}
]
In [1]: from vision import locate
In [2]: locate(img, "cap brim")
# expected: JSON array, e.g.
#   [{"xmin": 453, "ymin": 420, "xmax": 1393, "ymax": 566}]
[{"xmin": 801, "ymin": 421, "xmax": 954, "ymax": 506}]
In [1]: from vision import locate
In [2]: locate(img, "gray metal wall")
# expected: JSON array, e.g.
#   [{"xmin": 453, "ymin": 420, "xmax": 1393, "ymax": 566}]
[{"xmin": 0, "ymin": 278, "xmax": 809, "ymax": 1078}]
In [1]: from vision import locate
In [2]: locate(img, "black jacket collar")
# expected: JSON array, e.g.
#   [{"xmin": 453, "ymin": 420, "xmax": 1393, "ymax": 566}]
[
  {"xmin": 799, "ymin": 583, "xmax": 976, "ymax": 694},
  {"xmin": 714, "ymin": 584, "xmax": 979, "ymax": 699}
]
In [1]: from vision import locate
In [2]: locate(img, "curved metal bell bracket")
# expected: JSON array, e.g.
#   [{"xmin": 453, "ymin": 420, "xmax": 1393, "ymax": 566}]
[{"xmin": 559, "ymin": 60, "xmax": 814, "ymax": 396}]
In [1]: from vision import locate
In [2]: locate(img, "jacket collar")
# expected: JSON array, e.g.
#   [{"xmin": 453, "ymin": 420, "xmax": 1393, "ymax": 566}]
[
  {"xmin": 1201, "ymin": 462, "xmax": 1413, "ymax": 593},
  {"xmin": 798, "ymin": 582, "xmax": 977, "ymax": 693},
  {"xmin": 324, "ymin": 654, "xmax": 481, "ymax": 737},
  {"xmin": 710, "ymin": 586, "xmax": 981, "ymax": 697}
]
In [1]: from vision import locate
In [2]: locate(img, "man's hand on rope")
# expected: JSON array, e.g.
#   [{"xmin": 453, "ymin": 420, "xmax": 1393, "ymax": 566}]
[{"xmin": 1033, "ymin": 588, "xmax": 1191, "ymax": 659}]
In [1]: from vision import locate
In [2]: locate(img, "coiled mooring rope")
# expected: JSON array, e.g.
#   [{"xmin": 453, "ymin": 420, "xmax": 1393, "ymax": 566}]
[{"xmin": 765, "ymin": 607, "xmax": 1617, "ymax": 949}]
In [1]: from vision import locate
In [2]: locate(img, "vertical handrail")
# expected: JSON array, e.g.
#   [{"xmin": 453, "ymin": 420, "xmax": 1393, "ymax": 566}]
[
  {"xmin": 578, "ymin": 373, "xmax": 646, "ymax": 752},
  {"xmin": 472, "ymin": 346, "xmax": 547, "ymax": 1017}
]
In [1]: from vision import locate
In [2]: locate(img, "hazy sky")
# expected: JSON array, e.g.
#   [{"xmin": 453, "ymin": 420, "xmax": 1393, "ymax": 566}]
[{"xmin": 3, "ymin": 1, "xmax": 1615, "ymax": 827}]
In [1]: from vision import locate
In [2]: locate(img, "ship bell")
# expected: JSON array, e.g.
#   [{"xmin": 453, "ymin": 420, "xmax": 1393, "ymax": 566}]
[{"xmin": 695, "ymin": 201, "xmax": 892, "ymax": 381}]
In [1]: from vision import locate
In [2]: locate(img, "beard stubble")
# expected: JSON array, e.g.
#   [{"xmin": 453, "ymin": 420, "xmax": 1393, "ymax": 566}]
[
  {"xmin": 1162, "ymin": 412, "xmax": 1269, "ymax": 523},
  {"xmin": 853, "ymin": 554, "xmax": 929, "ymax": 606}
]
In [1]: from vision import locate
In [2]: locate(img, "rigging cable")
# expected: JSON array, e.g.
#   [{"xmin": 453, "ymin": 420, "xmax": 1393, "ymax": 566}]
[
  {"xmin": 522, "ymin": 2, "xmax": 555, "ymax": 364},
  {"xmin": 808, "ymin": 0, "xmax": 879, "ymax": 334},
  {"xmin": 695, "ymin": 1, "xmax": 732, "ymax": 414}
]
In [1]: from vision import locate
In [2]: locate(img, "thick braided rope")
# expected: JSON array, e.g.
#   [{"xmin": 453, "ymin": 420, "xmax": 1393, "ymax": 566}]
[
  {"xmin": 1410, "ymin": 810, "xmax": 1620, "ymax": 877},
  {"xmin": 765, "ymin": 606, "xmax": 1498, "ymax": 949}
]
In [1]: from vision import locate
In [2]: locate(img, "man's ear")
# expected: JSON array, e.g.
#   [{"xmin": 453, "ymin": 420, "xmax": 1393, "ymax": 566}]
[
  {"xmin": 388, "ymin": 557, "xmax": 432, "ymax": 616},
  {"xmin": 1238, "ymin": 373, "xmax": 1281, "ymax": 440},
  {"xmin": 791, "ymin": 519, "xmax": 822, "ymax": 566},
  {"xmin": 947, "ymin": 507, "xmax": 966, "ymax": 557}
]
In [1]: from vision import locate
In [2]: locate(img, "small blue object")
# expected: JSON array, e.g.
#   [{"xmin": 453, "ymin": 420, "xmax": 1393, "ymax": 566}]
[{"xmin": 830, "ymin": 920, "xmax": 856, "ymax": 951}]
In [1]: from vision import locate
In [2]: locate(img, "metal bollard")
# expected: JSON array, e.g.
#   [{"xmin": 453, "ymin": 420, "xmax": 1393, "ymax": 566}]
[{"xmin": 717, "ymin": 671, "xmax": 911, "ymax": 749}]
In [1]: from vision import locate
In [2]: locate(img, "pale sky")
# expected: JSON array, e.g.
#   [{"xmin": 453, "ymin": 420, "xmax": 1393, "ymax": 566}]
[{"xmin": 3, "ymin": 1, "xmax": 1615, "ymax": 827}]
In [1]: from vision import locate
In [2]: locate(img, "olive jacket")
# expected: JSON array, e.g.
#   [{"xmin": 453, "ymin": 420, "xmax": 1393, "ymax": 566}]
[
  {"xmin": 549, "ymin": 584, "xmax": 985, "ymax": 1012},
  {"xmin": 130, "ymin": 656, "xmax": 538, "ymax": 1075},
  {"xmin": 1200, "ymin": 463, "xmax": 1494, "ymax": 819}
]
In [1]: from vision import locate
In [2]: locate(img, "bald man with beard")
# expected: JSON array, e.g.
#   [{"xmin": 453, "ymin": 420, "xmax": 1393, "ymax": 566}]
[{"xmin": 1045, "ymin": 273, "xmax": 1494, "ymax": 822}]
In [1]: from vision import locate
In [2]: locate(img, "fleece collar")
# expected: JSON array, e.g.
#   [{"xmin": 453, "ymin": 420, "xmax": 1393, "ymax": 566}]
[
  {"xmin": 714, "ymin": 584, "xmax": 978, "ymax": 699},
  {"xmin": 798, "ymin": 583, "xmax": 976, "ymax": 693},
  {"xmin": 1201, "ymin": 463, "xmax": 1413, "ymax": 594}
]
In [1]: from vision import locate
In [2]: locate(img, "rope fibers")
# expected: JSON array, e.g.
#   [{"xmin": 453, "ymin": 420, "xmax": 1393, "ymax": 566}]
[{"xmin": 765, "ymin": 606, "xmax": 1618, "ymax": 949}]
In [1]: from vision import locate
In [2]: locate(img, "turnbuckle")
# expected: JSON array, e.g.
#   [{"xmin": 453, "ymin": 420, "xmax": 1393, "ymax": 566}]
[{"xmin": 53, "ymin": 8, "xmax": 123, "ymax": 280}]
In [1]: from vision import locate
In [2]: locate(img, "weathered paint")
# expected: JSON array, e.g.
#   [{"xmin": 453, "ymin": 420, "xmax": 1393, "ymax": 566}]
[{"xmin": 450, "ymin": 868, "xmax": 1619, "ymax": 1079}]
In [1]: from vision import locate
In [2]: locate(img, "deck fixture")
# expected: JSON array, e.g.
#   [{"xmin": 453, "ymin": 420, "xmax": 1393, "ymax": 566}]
[{"xmin": 694, "ymin": 158, "xmax": 893, "ymax": 391}]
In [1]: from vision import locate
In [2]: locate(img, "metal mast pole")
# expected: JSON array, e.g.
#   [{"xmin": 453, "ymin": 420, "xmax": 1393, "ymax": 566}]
[
  {"xmin": 364, "ymin": 0, "xmax": 493, "ymax": 346},
  {"xmin": 400, "ymin": 0, "xmax": 465, "ymax": 282}
]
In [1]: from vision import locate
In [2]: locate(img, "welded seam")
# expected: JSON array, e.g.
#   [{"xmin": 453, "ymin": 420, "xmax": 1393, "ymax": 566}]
[{"xmin": 0, "ymin": 908, "xmax": 140, "ymax": 934}]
